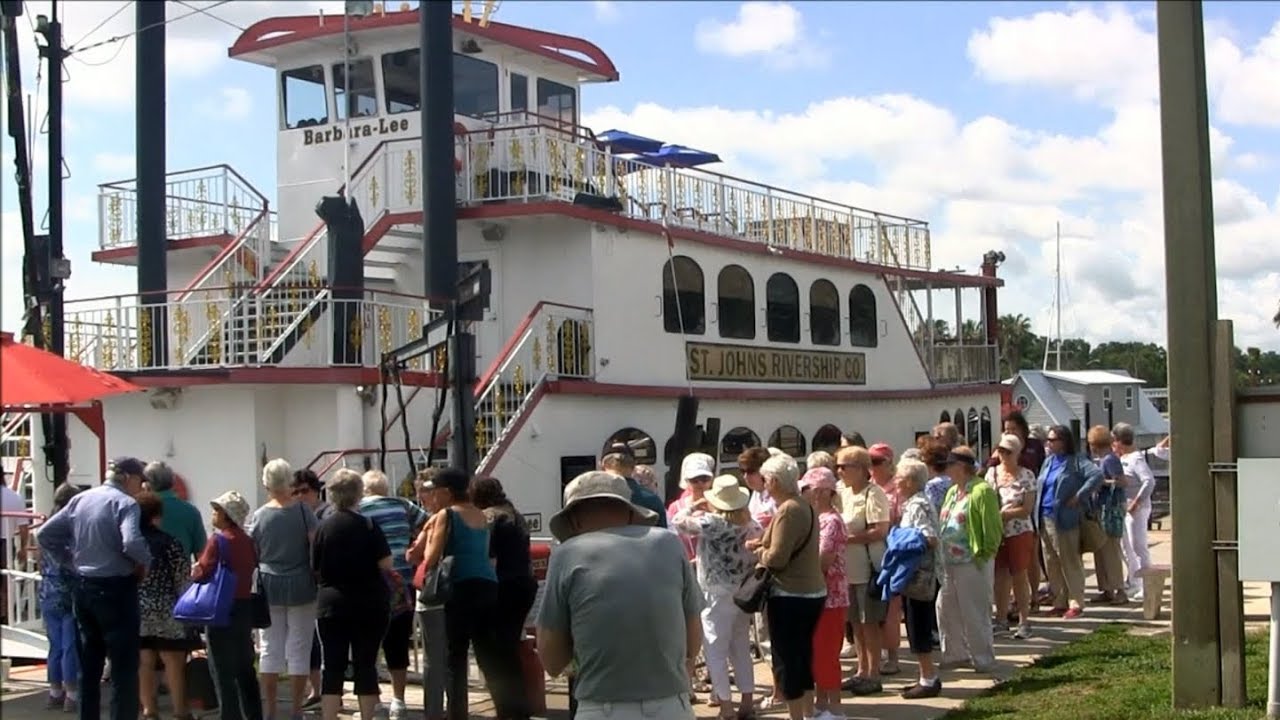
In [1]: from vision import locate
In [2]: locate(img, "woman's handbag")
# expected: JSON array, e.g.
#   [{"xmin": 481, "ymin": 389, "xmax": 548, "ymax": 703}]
[
  {"xmin": 733, "ymin": 505, "xmax": 814, "ymax": 613},
  {"xmin": 415, "ymin": 509, "xmax": 455, "ymax": 606},
  {"xmin": 1079, "ymin": 516, "xmax": 1107, "ymax": 553},
  {"xmin": 174, "ymin": 535, "xmax": 237, "ymax": 627},
  {"xmin": 383, "ymin": 568, "xmax": 413, "ymax": 616},
  {"xmin": 249, "ymin": 571, "xmax": 272, "ymax": 629}
]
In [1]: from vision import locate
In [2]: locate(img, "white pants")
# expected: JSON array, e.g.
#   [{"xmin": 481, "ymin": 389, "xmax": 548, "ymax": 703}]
[
  {"xmin": 576, "ymin": 693, "xmax": 694, "ymax": 720},
  {"xmin": 1121, "ymin": 502, "xmax": 1152, "ymax": 588},
  {"xmin": 259, "ymin": 603, "xmax": 317, "ymax": 676},
  {"xmin": 936, "ymin": 561, "xmax": 995, "ymax": 669},
  {"xmin": 700, "ymin": 590, "xmax": 755, "ymax": 700}
]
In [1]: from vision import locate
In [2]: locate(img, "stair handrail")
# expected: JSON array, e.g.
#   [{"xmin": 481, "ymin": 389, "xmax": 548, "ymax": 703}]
[
  {"xmin": 476, "ymin": 374, "xmax": 550, "ymax": 474},
  {"xmin": 473, "ymin": 301, "xmax": 594, "ymax": 397},
  {"xmin": 174, "ymin": 206, "xmax": 272, "ymax": 303},
  {"xmin": 255, "ymin": 287, "xmax": 333, "ymax": 362}
]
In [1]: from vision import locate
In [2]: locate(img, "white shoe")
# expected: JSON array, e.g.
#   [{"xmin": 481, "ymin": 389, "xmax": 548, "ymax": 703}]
[
  {"xmin": 840, "ymin": 640, "xmax": 856, "ymax": 658},
  {"xmin": 388, "ymin": 699, "xmax": 406, "ymax": 720}
]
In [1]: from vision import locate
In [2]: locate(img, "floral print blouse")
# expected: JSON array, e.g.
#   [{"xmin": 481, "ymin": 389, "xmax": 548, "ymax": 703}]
[
  {"xmin": 985, "ymin": 465, "xmax": 1037, "ymax": 537},
  {"xmin": 899, "ymin": 492, "xmax": 943, "ymax": 573},
  {"xmin": 817, "ymin": 509, "xmax": 849, "ymax": 609},
  {"xmin": 139, "ymin": 526, "xmax": 193, "ymax": 640},
  {"xmin": 670, "ymin": 509, "xmax": 762, "ymax": 593}
]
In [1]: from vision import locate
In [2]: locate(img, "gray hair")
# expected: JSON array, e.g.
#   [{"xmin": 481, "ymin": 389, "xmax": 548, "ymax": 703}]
[
  {"xmin": 262, "ymin": 458, "xmax": 293, "ymax": 495},
  {"xmin": 900, "ymin": 448, "xmax": 923, "ymax": 462},
  {"xmin": 1111, "ymin": 422, "xmax": 1136, "ymax": 446},
  {"xmin": 362, "ymin": 469, "xmax": 390, "ymax": 496},
  {"xmin": 328, "ymin": 468, "xmax": 363, "ymax": 510},
  {"xmin": 761, "ymin": 452, "xmax": 801, "ymax": 495},
  {"xmin": 896, "ymin": 458, "xmax": 930, "ymax": 491},
  {"xmin": 633, "ymin": 464, "xmax": 659, "ymax": 493},
  {"xmin": 143, "ymin": 461, "xmax": 175, "ymax": 492},
  {"xmin": 805, "ymin": 450, "xmax": 835, "ymax": 471}
]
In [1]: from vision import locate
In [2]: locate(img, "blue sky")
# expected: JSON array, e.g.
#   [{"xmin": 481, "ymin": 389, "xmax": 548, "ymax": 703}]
[{"xmin": 2, "ymin": 0, "xmax": 1278, "ymax": 350}]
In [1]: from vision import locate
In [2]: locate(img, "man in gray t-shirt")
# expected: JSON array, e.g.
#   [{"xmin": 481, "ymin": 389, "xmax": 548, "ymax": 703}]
[{"xmin": 537, "ymin": 472, "xmax": 702, "ymax": 718}]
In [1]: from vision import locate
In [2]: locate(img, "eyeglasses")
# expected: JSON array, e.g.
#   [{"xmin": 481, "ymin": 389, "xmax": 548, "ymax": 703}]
[{"xmin": 996, "ymin": 447, "xmax": 1012, "ymax": 454}]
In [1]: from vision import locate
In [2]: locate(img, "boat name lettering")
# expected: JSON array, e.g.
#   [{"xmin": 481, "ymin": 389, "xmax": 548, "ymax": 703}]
[
  {"xmin": 302, "ymin": 117, "xmax": 411, "ymax": 146},
  {"xmin": 685, "ymin": 343, "xmax": 866, "ymax": 385}
]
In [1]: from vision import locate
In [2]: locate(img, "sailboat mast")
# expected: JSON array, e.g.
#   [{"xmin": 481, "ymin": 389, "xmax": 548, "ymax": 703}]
[{"xmin": 1054, "ymin": 221, "xmax": 1062, "ymax": 370}]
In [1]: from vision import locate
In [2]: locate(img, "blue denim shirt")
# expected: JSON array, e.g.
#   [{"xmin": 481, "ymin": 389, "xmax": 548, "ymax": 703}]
[
  {"xmin": 37, "ymin": 482, "xmax": 151, "ymax": 578},
  {"xmin": 1036, "ymin": 453, "xmax": 1103, "ymax": 532}
]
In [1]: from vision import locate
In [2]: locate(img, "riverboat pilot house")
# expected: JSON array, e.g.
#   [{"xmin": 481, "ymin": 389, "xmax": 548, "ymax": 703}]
[{"xmin": 37, "ymin": 4, "xmax": 1004, "ymax": 533}]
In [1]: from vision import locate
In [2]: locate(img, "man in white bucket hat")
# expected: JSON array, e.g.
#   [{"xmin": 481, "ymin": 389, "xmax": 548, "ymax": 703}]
[{"xmin": 538, "ymin": 471, "xmax": 702, "ymax": 720}]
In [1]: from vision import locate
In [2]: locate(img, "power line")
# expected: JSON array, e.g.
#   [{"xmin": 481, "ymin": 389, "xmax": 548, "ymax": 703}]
[
  {"xmin": 68, "ymin": 1, "xmax": 133, "ymax": 50},
  {"xmin": 174, "ymin": 0, "xmax": 243, "ymax": 32},
  {"xmin": 68, "ymin": 0, "xmax": 231, "ymax": 55}
]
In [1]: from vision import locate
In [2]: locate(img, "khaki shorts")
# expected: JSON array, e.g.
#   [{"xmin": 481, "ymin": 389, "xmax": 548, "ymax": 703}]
[{"xmin": 846, "ymin": 583, "xmax": 888, "ymax": 625}]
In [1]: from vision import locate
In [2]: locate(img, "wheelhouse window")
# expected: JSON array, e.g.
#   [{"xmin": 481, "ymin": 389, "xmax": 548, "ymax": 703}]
[
  {"xmin": 662, "ymin": 256, "xmax": 706, "ymax": 335},
  {"xmin": 537, "ymin": 77, "xmax": 577, "ymax": 127},
  {"xmin": 380, "ymin": 50, "xmax": 499, "ymax": 118},
  {"xmin": 717, "ymin": 265, "xmax": 755, "ymax": 340},
  {"xmin": 603, "ymin": 428, "xmax": 656, "ymax": 466},
  {"xmin": 768, "ymin": 425, "xmax": 807, "ymax": 459},
  {"xmin": 510, "ymin": 72, "xmax": 529, "ymax": 113},
  {"xmin": 765, "ymin": 273, "xmax": 800, "ymax": 343},
  {"xmin": 332, "ymin": 58, "xmax": 378, "ymax": 120},
  {"xmin": 849, "ymin": 283, "xmax": 878, "ymax": 347},
  {"xmin": 720, "ymin": 427, "xmax": 761, "ymax": 466},
  {"xmin": 809, "ymin": 279, "xmax": 840, "ymax": 346},
  {"xmin": 281, "ymin": 65, "xmax": 328, "ymax": 129}
]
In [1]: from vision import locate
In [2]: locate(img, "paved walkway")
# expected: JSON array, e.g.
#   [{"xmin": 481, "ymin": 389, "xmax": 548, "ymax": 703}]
[{"xmin": 1, "ymin": 528, "xmax": 1270, "ymax": 719}]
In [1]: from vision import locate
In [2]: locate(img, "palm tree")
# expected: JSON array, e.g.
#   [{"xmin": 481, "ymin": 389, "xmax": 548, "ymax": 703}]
[{"xmin": 998, "ymin": 313, "xmax": 1033, "ymax": 375}]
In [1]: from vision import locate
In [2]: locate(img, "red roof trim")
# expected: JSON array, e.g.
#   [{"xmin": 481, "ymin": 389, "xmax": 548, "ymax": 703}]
[{"xmin": 228, "ymin": 11, "xmax": 619, "ymax": 82}]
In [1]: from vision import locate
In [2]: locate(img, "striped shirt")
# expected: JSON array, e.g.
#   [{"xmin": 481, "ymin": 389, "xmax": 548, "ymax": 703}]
[{"xmin": 359, "ymin": 495, "xmax": 428, "ymax": 578}]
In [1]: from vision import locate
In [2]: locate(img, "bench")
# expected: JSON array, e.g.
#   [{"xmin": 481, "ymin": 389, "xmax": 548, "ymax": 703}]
[{"xmin": 1140, "ymin": 564, "xmax": 1172, "ymax": 620}]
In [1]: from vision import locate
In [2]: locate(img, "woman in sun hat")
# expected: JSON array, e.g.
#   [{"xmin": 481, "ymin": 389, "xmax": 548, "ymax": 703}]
[
  {"xmin": 798, "ymin": 466, "xmax": 847, "ymax": 719},
  {"xmin": 671, "ymin": 475, "xmax": 763, "ymax": 719},
  {"xmin": 667, "ymin": 452, "xmax": 717, "ymax": 561},
  {"xmin": 192, "ymin": 490, "xmax": 263, "ymax": 720}
]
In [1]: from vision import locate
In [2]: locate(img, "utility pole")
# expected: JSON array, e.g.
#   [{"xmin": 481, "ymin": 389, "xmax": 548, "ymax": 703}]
[
  {"xmin": 136, "ymin": 0, "xmax": 167, "ymax": 368},
  {"xmin": 1156, "ymin": 0, "xmax": 1224, "ymax": 708},
  {"xmin": 35, "ymin": 2, "xmax": 69, "ymax": 485}
]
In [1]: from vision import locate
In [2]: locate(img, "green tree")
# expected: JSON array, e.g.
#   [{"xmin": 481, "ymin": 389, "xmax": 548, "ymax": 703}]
[{"xmin": 998, "ymin": 313, "xmax": 1034, "ymax": 376}]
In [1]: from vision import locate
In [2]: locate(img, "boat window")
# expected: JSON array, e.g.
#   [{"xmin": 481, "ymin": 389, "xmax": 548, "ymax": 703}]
[
  {"xmin": 967, "ymin": 407, "xmax": 980, "ymax": 448},
  {"xmin": 716, "ymin": 265, "xmax": 755, "ymax": 340},
  {"xmin": 720, "ymin": 427, "xmax": 761, "ymax": 466},
  {"xmin": 510, "ymin": 72, "xmax": 529, "ymax": 113},
  {"xmin": 662, "ymin": 256, "xmax": 706, "ymax": 335},
  {"xmin": 765, "ymin": 273, "xmax": 800, "ymax": 343},
  {"xmin": 768, "ymin": 425, "xmax": 806, "ymax": 459},
  {"xmin": 812, "ymin": 424, "xmax": 843, "ymax": 454},
  {"xmin": 380, "ymin": 50, "xmax": 499, "ymax": 118},
  {"xmin": 332, "ymin": 58, "xmax": 378, "ymax": 120},
  {"xmin": 939, "ymin": 410, "xmax": 951, "ymax": 424},
  {"xmin": 281, "ymin": 65, "xmax": 328, "ymax": 130},
  {"xmin": 809, "ymin": 279, "xmax": 840, "ymax": 346},
  {"xmin": 954, "ymin": 408, "xmax": 965, "ymax": 438},
  {"xmin": 979, "ymin": 407, "xmax": 992, "ymax": 459},
  {"xmin": 537, "ymin": 77, "xmax": 576, "ymax": 127},
  {"xmin": 849, "ymin": 283, "xmax": 878, "ymax": 348},
  {"xmin": 603, "ymin": 427, "xmax": 657, "ymax": 466}
]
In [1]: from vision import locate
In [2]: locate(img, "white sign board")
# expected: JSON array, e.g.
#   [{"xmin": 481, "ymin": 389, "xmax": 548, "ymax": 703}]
[{"xmin": 1237, "ymin": 458, "xmax": 1280, "ymax": 583}]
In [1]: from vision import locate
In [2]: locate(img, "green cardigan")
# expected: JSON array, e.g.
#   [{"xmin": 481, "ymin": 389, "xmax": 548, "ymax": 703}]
[{"xmin": 941, "ymin": 477, "xmax": 1003, "ymax": 564}]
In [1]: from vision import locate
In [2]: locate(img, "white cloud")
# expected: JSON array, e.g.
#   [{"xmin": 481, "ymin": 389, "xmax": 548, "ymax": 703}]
[
  {"xmin": 588, "ymin": 5, "xmax": 1280, "ymax": 350},
  {"xmin": 694, "ymin": 2, "xmax": 825, "ymax": 69},
  {"xmin": 204, "ymin": 87, "xmax": 254, "ymax": 121},
  {"xmin": 592, "ymin": 1, "xmax": 620, "ymax": 24}
]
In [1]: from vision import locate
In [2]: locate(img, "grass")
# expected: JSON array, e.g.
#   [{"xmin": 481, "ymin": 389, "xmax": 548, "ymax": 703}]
[{"xmin": 942, "ymin": 624, "xmax": 1271, "ymax": 720}]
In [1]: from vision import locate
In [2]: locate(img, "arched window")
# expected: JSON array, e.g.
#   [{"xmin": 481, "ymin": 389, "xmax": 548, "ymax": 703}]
[
  {"xmin": 662, "ymin": 256, "xmax": 705, "ymax": 334},
  {"xmin": 954, "ymin": 408, "xmax": 965, "ymax": 438},
  {"xmin": 768, "ymin": 425, "xmax": 807, "ymax": 459},
  {"xmin": 720, "ymin": 427, "xmax": 761, "ymax": 465},
  {"xmin": 939, "ymin": 410, "xmax": 951, "ymax": 424},
  {"xmin": 967, "ymin": 407, "xmax": 980, "ymax": 448},
  {"xmin": 849, "ymin": 283, "xmax": 878, "ymax": 348},
  {"xmin": 603, "ymin": 427, "xmax": 657, "ymax": 466},
  {"xmin": 812, "ymin": 424, "xmax": 843, "ymax": 453},
  {"xmin": 809, "ymin": 279, "xmax": 840, "ymax": 346},
  {"xmin": 717, "ymin": 265, "xmax": 756, "ymax": 340},
  {"xmin": 766, "ymin": 273, "xmax": 800, "ymax": 343},
  {"xmin": 979, "ymin": 407, "xmax": 993, "ymax": 459}
]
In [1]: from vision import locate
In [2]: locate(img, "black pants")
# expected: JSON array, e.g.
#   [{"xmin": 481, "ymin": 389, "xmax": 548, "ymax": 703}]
[
  {"xmin": 489, "ymin": 576, "xmax": 538, "ymax": 719},
  {"xmin": 317, "ymin": 608, "xmax": 389, "ymax": 696},
  {"xmin": 444, "ymin": 579, "xmax": 501, "ymax": 720},
  {"xmin": 206, "ymin": 599, "xmax": 264, "ymax": 720},
  {"xmin": 381, "ymin": 588, "xmax": 416, "ymax": 671},
  {"xmin": 903, "ymin": 595, "xmax": 938, "ymax": 654},
  {"xmin": 765, "ymin": 595, "xmax": 824, "ymax": 701},
  {"xmin": 74, "ymin": 575, "xmax": 141, "ymax": 720}
]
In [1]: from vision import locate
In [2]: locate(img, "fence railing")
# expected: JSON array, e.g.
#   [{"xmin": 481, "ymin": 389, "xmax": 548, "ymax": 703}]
[
  {"xmin": 98, "ymin": 165, "xmax": 271, "ymax": 250},
  {"xmin": 928, "ymin": 343, "xmax": 1000, "ymax": 385}
]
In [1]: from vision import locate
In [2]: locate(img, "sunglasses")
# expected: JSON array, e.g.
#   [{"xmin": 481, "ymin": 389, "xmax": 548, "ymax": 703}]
[
  {"xmin": 689, "ymin": 476, "xmax": 713, "ymax": 484},
  {"xmin": 871, "ymin": 458, "xmax": 888, "ymax": 466},
  {"xmin": 996, "ymin": 447, "xmax": 1012, "ymax": 454}
]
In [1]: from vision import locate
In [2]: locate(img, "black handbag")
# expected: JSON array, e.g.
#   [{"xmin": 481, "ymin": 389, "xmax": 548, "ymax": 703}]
[
  {"xmin": 420, "ymin": 509, "xmax": 455, "ymax": 606},
  {"xmin": 250, "ymin": 570, "xmax": 271, "ymax": 629},
  {"xmin": 733, "ymin": 504, "xmax": 814, "ymax": 613}
]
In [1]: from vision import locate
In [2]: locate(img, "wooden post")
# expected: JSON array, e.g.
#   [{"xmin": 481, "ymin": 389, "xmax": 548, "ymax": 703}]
[
  {"xmin": 1213, "ymin": 320, "xmax": 1246, "ymax": 706},
  {"xmin": 1156, "ymin": 0, "xmax": 1223, "ymax": 708}
]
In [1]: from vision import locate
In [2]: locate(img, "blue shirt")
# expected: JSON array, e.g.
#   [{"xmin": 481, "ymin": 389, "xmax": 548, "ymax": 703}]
[
  {"xmin": 1040, "ymin": 455, "xmax": 1067, "ymax": 518},
  {"xmin": 157, "ymin": 490, "xmax": 207, "ymax": 559},
  {"xmin": 360, "ymin": 495, "xmax": 428, "ymax": 578},
  {"xmin": 924, "ymin": 476, "xmax": 951, "ymax": 513},
  {"xmin": 37, "ymin": 482, "xmax": 151, "ymax": 578},
  {"xmin": 626, "ymin": 477, "xmax": 668, "ymax": 529}
]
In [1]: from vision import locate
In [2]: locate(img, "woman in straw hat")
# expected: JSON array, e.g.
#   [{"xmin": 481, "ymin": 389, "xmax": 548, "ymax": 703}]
[{"xmin": 671, "ymin": 476, "xmax": 763, "ymax": 719}]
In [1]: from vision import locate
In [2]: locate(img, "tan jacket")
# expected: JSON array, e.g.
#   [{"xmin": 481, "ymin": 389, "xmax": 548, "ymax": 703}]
[{"xmin": 758, "ymin": 497, "xmax": 825, "ymax": 595}]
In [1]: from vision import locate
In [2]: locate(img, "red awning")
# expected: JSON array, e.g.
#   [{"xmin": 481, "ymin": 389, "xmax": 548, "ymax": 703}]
[{"xmin": 1, "ymin": 331, "xmax": 143, "ymax": 409}]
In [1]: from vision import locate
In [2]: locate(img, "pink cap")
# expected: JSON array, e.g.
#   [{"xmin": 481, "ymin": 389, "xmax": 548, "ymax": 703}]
[
  {"xmin": 798, "ymin": 467, "xmax": 837, "ymax": 492},
  {"xmin": 868, "ymin": 443, "xmax": 895, "ymax": 462}
]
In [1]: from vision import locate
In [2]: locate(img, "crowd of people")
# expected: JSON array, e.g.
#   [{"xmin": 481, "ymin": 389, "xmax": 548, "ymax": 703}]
[{"xmin": 25, "ymin": 408, "xmax": 1165, "ymax": 720}]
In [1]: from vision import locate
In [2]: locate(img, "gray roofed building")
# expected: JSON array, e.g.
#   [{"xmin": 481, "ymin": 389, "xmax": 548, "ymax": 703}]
[{"xmin": 1004, "ymin": 369, "xmax": 1169, "ymax": 448}]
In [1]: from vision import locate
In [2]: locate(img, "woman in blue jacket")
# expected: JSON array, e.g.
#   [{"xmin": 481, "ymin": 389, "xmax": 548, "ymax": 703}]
[{"xmin": 1035, "ymin": 425, "xmax": 1103, "ymax": 619}]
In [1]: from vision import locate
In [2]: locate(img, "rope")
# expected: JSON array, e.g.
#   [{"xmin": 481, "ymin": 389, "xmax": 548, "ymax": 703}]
[{"xmin": 658, "ymin": 169, "xmax": 694, "ymax": 396}]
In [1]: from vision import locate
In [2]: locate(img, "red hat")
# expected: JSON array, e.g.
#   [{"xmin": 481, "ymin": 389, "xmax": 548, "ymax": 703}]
[{"xmin": 868, "ymin": 443, "xmax": 894, "ymax": 462}]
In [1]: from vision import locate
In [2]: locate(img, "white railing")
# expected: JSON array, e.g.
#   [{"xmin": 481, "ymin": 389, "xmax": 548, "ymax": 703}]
[
  {"xmin": 63, "ymin": 291, "xmax": 441, "ymax": 371},
  {"xmin": 474, "ymin": 304, "xmax": 594, "ymax": 469},
  {"xmin": 453, "ymin": 126, "xmax": 932, "ymax": 271},
  {"xmin": 98, "ymin": 165, "xmax": 270, "ymax": 250},
  {"xmin": 929, "ymin": 344, "xmax": 1000, "ymax": 385},
  {"xmin": 3, "ymin": 512, "xmax": 43, "ymax": 634}
]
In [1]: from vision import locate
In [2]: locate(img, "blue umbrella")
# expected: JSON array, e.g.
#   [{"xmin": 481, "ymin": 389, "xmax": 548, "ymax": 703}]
[
  {"xmin": 596, "ymin": 129, "xmax": 665, "ymax": 155},
  {"xmin": 635, "ymin": 144, "xmax": 722, "ymax": 168}
]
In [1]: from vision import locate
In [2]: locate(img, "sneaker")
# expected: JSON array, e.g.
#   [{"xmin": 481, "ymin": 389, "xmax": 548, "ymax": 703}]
[
  {"xmin": 1013, "ymin": 622, "xmax": 1033, "ymax": 639},
  {"xmin": 62, "ymin": 698, "xmax": 77, "ymax": 714},
  {"xmin": 389, "ymin": 699, "xmax": 406, "ymax": 720},
  {"xmin": 1088, "ymin": 591, "xmax": 1113, "ymax": 604},
  {"xmin": 1063, "ymin": 607, "xmax": 1084, "ymax": 619},
  {"xmin": 46, "ymin": 694, "xmax": 65, "ymax": 710},
  {"xmin": 902, "ymin": 679, "xmax": 942, "ymax": 699},
  {"xmin": 840, "ymin": 640, "xmax": 856, "ymax": 658}
]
